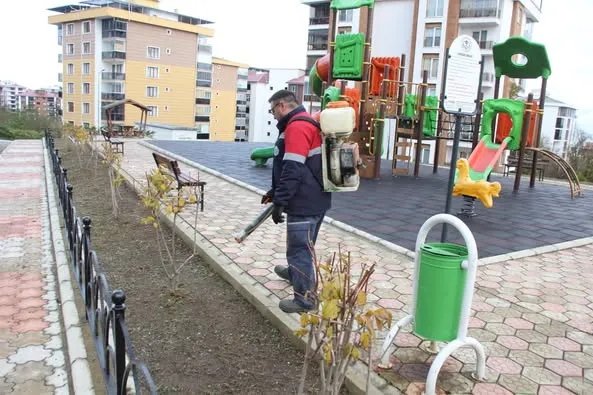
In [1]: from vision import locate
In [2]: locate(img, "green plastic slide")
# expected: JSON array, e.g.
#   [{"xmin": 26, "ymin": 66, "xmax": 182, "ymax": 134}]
[
  {"xmin": 480, "ymin": 99, "xmax": 525, "ymax": 151},
  {"xmin": 492, "ymin": 36, "xmax": 552, "ymax": 80}
]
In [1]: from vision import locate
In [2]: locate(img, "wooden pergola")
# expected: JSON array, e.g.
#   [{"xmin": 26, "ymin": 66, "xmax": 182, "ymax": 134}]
[{"xmin": 102, "ymin": 98, "xmax": 150, "ymax": 137}]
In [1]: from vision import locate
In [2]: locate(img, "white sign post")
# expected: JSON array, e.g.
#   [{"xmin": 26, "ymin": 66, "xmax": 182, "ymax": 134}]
[{"xmin": 441, "ymin": 35, "xmax": 483, "ymax": 242}]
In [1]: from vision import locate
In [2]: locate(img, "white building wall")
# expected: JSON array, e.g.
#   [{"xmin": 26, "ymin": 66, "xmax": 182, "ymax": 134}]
[{"xmin": 248, "ymin": 69, "xmax": 305, "ymax": 144}]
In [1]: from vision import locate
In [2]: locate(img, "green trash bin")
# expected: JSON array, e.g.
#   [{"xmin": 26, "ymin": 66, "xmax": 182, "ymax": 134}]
[{"xmin": 414, "ymin": 242, "xmax": 468, "ymax": 342}]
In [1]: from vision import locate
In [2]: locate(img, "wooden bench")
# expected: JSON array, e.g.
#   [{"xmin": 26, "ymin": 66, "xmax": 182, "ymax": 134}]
[
  {"xmin": 152, "ymin": 152, "xmax": 206, "ymax": 211},
  {"xmin": 504, "ymin": 151, "xmax": 548, "ymax": 181},
  {"xmin": 101, "ymin": 128, "xmax": 124, "ymax": 155}
]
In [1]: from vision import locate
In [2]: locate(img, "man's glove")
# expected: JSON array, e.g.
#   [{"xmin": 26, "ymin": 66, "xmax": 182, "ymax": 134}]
[
  {"xmin": 272, "ymin": 204, "xmax": 285, "ymax": 224},
  {"xmin": 261, "ymin": 189, "xmax": 274, "ymax": 204}
]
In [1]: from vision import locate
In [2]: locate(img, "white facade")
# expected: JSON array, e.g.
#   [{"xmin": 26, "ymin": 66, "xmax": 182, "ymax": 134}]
[
  {"xmin": 0, "ymin": 81, "xmax": 26, "ymax": 112},
  {"xmin": 537, "ymin": 97, "xmax": 577, "ymax": 159},
  {"xmin": 248, "ymin": 68, "xmax": 306, "ymax": 143}
]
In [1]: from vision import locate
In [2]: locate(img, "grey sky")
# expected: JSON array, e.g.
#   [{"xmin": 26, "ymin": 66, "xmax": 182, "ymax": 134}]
[{"xmin": 0, "ymin": 0, "xmax": 591, "ymax": 131}]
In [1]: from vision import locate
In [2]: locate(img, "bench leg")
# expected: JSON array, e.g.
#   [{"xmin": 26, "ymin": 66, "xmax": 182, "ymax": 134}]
[{"xmin": 200, "ymin": 185, "xmax": 205, "ymax": 212}]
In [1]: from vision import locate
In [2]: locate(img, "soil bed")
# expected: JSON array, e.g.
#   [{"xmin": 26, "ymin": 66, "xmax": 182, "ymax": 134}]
[{"xmin": 57, "ymin": 140, "xmax": 323, "ymax": 394}]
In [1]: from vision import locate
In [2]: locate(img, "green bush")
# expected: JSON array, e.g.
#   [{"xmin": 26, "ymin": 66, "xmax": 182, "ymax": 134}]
[{"xmin": 0, "ymin": 127, "xmax": 44, "ymax": 140}]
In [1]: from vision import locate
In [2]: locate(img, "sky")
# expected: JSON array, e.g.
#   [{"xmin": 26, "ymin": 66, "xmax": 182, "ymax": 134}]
[{"xmin": 0, "ymin": 0, "xmax": 591, "ymax": 131}]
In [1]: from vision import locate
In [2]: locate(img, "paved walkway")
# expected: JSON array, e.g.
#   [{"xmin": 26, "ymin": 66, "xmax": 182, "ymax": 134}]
[
  {"xmin": 118, "ymin": 140, "xmax": 593, "ymax": 394},
  {"xmin": 0, "ymin": 141, "xmax": 70, "ymax": 393}
]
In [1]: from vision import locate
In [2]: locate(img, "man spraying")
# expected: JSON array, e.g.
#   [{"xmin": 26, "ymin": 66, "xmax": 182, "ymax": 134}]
[{"xmin": 261, "ymin": 90, "xmax": 332, "ymax": 314}]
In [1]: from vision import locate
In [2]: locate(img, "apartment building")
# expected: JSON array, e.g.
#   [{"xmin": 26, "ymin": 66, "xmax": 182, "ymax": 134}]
[
  {"xmin": 535, "ymin": 96, "xmax": 577, "ymax": 159},
  {"xmin": 301, "ymin": 0, "xmax": 543, "ymax": 165},
  {"xmin": 17, "ymin": 90, "xmax": 61, "ymax": 117},
  {"xmin": 48, "ymin": 0, "xmax": 214, "ymax": 130},
  {"xmin": 246, "ymin": 68, "xmax": 306, "ymax": 143},
  {"xmin": 0, "ymin": 81, "xmax": 27, "ymax": 112},
  {"xmin": 208, "ymin": 57, "xmax": 249, "ymax": 141}
]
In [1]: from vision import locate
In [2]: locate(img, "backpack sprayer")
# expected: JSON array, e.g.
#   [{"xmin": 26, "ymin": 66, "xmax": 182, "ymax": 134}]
[{"xmin": 235, "ymin": 102, "xmax": 361, "ymax": 243}]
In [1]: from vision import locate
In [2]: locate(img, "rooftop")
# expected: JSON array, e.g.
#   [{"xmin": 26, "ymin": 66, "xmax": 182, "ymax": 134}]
[{"xmin": 48, "ymin": 0, "xmax": 213, "ymax": 26}]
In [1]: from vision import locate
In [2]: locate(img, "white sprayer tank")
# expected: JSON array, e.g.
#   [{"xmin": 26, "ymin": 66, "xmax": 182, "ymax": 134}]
[{"xmin": 320, "ymin": 101, "xmax": 356, "ymax": 137}]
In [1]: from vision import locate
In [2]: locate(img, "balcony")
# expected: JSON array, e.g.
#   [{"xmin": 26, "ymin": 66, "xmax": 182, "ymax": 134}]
[
  {"xmin": 102, "ymin": 51, "xmax": 126, "ymax": 61},
  {"xmin": 195, "ymin": 115, "xmax": 210, "ymax": 123},
  {"xmin": 303, "ymin": 94, "xmax": 321, "ymax": 103},
  {"xmin": 308, "ymin": 43, "xmax": 328, "ymax": 51},
  {"xmin": 103, "ymin": 30, "xmax": 127, "ymax": 39},
  {"xmin": 101, "ymin": 93, "xmax": 125, "ymax": 101},
  {"xmin": 309, "ymin": 16, "xmax": 329, "ymax": 25},
  {"xmin": 478, "ymin": 40, "xmax": 495, "ymax": 50},
  {"xmin": 58, "ymin": 73, "xmax": 63, "ymax": 83},
  {"xmin": 101, "ymin": 72, "xmax": 126, "ymax": 81},
  {"xmin": 195, "ymin": 98, "xmax": 210, "ymax": 105},
  {"xmin": 459, "ymin": 6, "xmax": 501, "ymax": 25},
  {"xmin": 102, "ymin": 113, "xmax": 124, "ymax": 121}
]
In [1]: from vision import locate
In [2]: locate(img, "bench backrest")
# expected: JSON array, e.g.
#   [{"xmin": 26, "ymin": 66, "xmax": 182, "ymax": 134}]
[{"xmin": 152, "ymin": 152, "xmax": 181, "ymax": 179}]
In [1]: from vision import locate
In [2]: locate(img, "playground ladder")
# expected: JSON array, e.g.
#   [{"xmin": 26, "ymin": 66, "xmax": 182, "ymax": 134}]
[{"xmin": 392, "ymin": 128, "xmax": 414, "ymax": 176}]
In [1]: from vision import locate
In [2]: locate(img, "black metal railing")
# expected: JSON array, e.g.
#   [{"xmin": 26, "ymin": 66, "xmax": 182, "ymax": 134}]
[
  {"xmin": 44, "ymin": 130, "xmax": 156, "ymax": 395},
  {"xmin": 309, "ymin": 16, "xmax": 329, "ymax": 25}
]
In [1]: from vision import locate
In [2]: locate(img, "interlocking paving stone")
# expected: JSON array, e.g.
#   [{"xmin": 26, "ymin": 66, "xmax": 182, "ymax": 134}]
[
  {"xmin": 0, "ymin": 141, "xmax": 71, "ymax": 394},
  {"xmin": 117, "ymin": 141, "xmax": 593, "ymax": 394}
]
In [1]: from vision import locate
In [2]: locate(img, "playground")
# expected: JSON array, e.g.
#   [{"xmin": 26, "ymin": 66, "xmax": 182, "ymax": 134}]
[{"xmin": 149, "ymin": 139, "xmax": 592, "ymax": 258}]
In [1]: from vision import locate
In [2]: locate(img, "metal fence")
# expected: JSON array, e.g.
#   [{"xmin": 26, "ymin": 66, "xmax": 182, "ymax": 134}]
[{"xmin": 44, "ymin": 130, "xmax": 156, "ymax": 395}]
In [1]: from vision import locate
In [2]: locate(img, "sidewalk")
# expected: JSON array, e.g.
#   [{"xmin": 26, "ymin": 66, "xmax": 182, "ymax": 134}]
[
  {"xmin": 119, "ymin": 140, "xmax": 593, "ymax": 394},
  {"xmin": 0, "ymin": 140, "xmax": 72, "ymax": 393}
]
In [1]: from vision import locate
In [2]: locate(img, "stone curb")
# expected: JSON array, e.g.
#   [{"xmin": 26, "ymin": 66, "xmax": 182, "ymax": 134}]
[
  {"xmin": 116, "ymin": 161, "xmax": 401, "ymax": 395},
  {"xmin": 42, "ymin": 139, "xmax": 95, "ymax": 394},
  {"xmin": 138, "ymin": 141, "xmax": 593, "ymax": 265}
]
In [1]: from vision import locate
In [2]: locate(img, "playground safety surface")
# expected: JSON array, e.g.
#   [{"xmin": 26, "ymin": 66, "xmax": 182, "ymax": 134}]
[
  {"xmin": 109, "ymin": 139, "xmax": 593, "ymax": 394},
  {"xmin": 147, "ymin": 140, "xmax": 592, "ymax": 258}
]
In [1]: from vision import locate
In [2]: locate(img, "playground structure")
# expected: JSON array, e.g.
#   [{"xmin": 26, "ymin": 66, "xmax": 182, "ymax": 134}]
[{"xmin": 453, "ymin": 36, "xmax": 583, "ymax": 215}]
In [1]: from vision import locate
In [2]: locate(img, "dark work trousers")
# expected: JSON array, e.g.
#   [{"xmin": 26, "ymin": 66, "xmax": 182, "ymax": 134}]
[{"xmin": 286, "ymin": 213, "xmax": 325, "ymax": 309}]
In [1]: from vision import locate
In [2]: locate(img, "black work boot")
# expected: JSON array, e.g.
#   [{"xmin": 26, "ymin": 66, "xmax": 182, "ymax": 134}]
[{"xmin": 274, "ymin": 265, "xmax": 292, "ymax": 284}]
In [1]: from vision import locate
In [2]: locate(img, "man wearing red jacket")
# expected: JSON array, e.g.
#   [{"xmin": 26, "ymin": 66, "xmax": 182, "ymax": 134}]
[{"xmin": 261, "ymin": 90, "xmax": 332, "ymax": 313}]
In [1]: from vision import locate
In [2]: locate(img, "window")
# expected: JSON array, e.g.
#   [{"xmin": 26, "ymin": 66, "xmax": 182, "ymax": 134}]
[
  {"xmin": 83, "ymin": 122, "xmax": 90, "ymax": 128},
  {"xmin": 67, "ymin": 83, "xmax": 74, "ymax": 94},
  {"xmin": 82, "ymin": 21, "xmax": 91, "ymax": 34},
  {"xmin": 338, "ymin": 9, "xmax": 353, "ymax": 22},
  {"xmin": 147, "ymin": 106, "xmax": 158, "ymax": 117},
  {"xmin": 337, "ymin": 26, "xmax": 352, "ymax": 34},
  {"xmin": 555, "ymin": 118, "xmax": 564, "ymax": 129},
  {"xmin": 554, "ymin": 129, "xmax": 562, "ymax": 140},
  {"xmin": 68, "ymin": 121, "xmax": 75, "ymax": 125},
  {"xmin": 83, "ymin": 103, "xmax": 90, "ymax": 114},
  {"xmin": 67, "ymin": 63, "xmax": 74, "ymax": 75},
  {"xmin": 67, "ymin": 44, "xmax": 74, "ymax": 55},
  {"xmin": 427, "ymin": 0, "xmax": 444, "ymax": 17},
  {"xmin": 472, "ymin": 30, "xmax": 488, "ymax": 47},
  {"xmin": 82, "ymin": 42, "xmax": 91, "ymax": 54},
  {"xmin": 422, "ymin": 56, "xmax": 439, "ymax": 79},
  {"xmin": 146, "ymin": 86, "xmax": 158, "ymax": 97},
  {"xmin": 66, "ymin": 23, "xmax": 74, "ymax": 35},
  {"xmin": 147, "ymin": 46, "xmax": 160, "ymax": 59},
  {"xmin": 83, "ymin": 63, "xmax": 90, "ymax": 74},
  {"xmin": 67, "ymin": 102, "xmax": 74, "ymax": 112},
  {"xmin": 427, "ymin": 87, "xmax": 437, "ymax": 96},
  {"xmin": 83, "ymin": 83, "xmax": 91, "ymax": 95},
  {"xmin": 146, "ymin": 66, "xmax": 159, "ymax": 78},
  {"xmin": 424, "ymin": 25, "xmax": 441, "ymax": 47}
]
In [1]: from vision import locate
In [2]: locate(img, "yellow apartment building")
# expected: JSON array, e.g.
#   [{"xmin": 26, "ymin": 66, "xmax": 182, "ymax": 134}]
[
  {"xmin": 209, "ymin": 58, "xmax": 249, "ymax": 142},
  {"xmin": 48, "ymin": 0, "xmax": 215, "ymax": 132}
]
